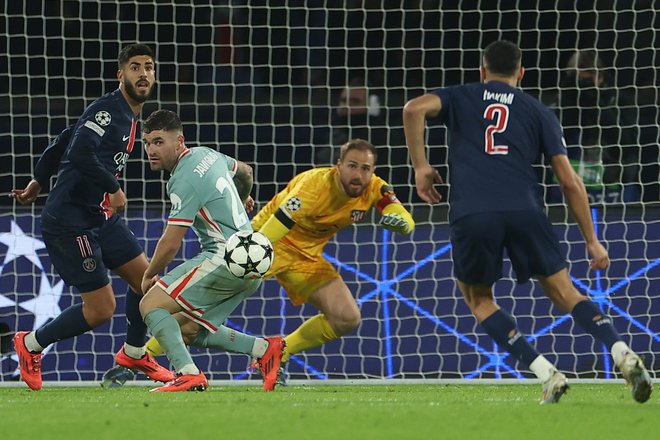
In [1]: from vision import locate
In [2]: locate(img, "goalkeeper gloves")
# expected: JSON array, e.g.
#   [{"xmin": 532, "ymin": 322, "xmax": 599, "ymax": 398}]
[{"xmin": 379, "ymin": 213, "xmax": 411, "ymax": 234}]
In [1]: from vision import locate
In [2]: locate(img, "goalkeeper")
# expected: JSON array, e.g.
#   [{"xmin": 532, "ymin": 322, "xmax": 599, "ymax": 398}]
[
  {"xmin": 146, "ymin": 138, "xmax": 414, "ymax": 383},
  {"xmin": 251, "ymin": 138, "xmax": 414, "ymax": 381}
]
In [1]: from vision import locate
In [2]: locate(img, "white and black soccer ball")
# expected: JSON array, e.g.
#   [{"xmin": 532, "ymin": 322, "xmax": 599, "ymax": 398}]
[{"xmin": 224, "ymin": 230, "xmax": 274, "ymax": 279}]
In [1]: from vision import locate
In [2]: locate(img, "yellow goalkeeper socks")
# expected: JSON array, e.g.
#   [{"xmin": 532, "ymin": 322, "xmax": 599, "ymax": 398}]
[
  {"xmin": 282, "ymin": 314, "xmax": 338, "ymax": 363},
  {"xmin": 146, "ymin": 314, "xmax": 340, "ymax": 363},
  {"xmin": 145, "ymin": 336, "xmax": 164, "ymax": 357}
]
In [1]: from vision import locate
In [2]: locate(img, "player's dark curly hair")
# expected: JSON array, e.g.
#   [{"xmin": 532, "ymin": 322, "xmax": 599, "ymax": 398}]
[
  {"xmin": 483, "ymin": 40, "xmax": 521, "ymax": 77},
  {"xmin": 339, "ymin": 138, "xmax": 377, "ymax": 162},
  {"xmin": 118, "ymin": 44, "xmax": 155, "ymax": 68},
  {"xmin": 143, "ymin": 109, "xmax": 183, "ymax": 134}
]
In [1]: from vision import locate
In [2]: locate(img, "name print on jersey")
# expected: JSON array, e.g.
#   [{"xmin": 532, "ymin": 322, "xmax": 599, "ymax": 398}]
[
  {"xmin": 193, "ymin": 151, "xmax": 219, "ymax": 177},
  {"xmin": 482, "ymin": 90, "xmax": 514, "ymax": 105}
]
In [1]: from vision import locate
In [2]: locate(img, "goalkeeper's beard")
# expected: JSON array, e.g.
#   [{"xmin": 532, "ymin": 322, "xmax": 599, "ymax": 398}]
[{"xmin": 343, "ymin": 179, "xmax": 366, "ymax": 198}]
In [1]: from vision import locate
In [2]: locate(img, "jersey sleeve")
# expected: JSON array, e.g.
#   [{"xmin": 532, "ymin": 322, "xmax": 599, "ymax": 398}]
[
  {"xmin": 538, "ymin": 106, "xmax": 569, "ymax": 159},
  {"xmin": 67, "ymin": 105, "xmax": 121, "ymax": 193},
  {"xmin": 166, "ymin": 178, "xmax": 203, "ymax": 227},
  {"xmin": 433, "ymin": 86, "xmax": 456, "ymax": 124},
  {"xmin": 34, "ymin": 125, "xmax": 74, "ymax": 188},
  {"xmin": 223, "ymin": 154, "xmax": 238, "ymax": 177},
  {"xmin": 274, "ymin": 173, "xmax": 320, "ymax": 229},
  {"xmin": 370, "ymin": 176, "xmax": 402, "ymax": 214}
]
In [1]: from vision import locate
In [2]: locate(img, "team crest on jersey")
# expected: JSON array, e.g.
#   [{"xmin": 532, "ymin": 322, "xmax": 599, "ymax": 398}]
[
  {"xmin": 351, "ymin": 210, "xmax": 366, "ymax": 221},
  {"xmin": 82, "ymin": 257, "xmax": 97, "ymax": 273},
  {"xmin": 286, "ymin": 196, "xmax": 302, "ymax": 212},
  {"xmin": 95, "ymin": 111, "xmax": 112, "ymax": 126}
]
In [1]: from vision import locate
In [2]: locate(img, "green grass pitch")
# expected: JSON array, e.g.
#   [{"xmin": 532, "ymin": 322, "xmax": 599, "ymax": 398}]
[{"xmin": 0, "ymin": 384, "xmax": 655, "ymax": 439}]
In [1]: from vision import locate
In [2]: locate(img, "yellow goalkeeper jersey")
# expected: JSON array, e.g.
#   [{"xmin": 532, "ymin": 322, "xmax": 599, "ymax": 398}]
[{"xmin": 252, "ymin": 167, "xmax": 401, "ymax": 260}]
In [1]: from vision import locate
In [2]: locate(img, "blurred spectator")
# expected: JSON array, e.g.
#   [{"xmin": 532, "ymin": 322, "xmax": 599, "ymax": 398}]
[
  {"xmin": 312, "ymin": 76, "xmax": 412, "ymax": 200},
  {"xmin": 315, "ymin": 77, "xmax": 389, "ymax": 165},
  {"xmin": 544, "ymin": 50, "xmax": 640, "ymax": 202},
  {"xmin": 635, "ymin": 69, "xmax": 660, "ymax": 202}
]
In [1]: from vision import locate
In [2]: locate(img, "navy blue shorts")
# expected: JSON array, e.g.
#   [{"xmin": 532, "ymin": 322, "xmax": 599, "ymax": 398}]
[
  {"xmin": 41, "ymin": 215, "xmax": 143, "ymax": 293},
  {"xmin": 450, "ymin": 211, "xmax": 567, "ymax": 286}
]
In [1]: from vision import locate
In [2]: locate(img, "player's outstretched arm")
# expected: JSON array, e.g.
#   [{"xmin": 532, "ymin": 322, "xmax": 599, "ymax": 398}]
[
  {"xmin": 551, "ymin": 154, "xmax": 609, "ymax": 270},
  {"xmin": 33, "ymin": 125, "xmax": 74, "ymax": 187},
  {"xmin": 10, "ymin": 125, "xmax": 74, "ymax": 203},
  {"xmin": 403, "ymin": 94, "xmax": 443, "ymax": 204}
]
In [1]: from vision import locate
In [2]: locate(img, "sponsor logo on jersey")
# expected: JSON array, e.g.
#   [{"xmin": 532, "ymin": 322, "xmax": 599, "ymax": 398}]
[
  {"xmin": 351, "ymin": 210, "xmax": 366, "ymax": 221},
  {"xmin": 95, "ymin": 111, "xmax": 112, "ymax": 126},
  {"xmin": 82, "ymin": 257, "xmax": 97, "ymax": 272},
  {"xmin": 285, "ymin": 196, "xmax": 302, "ymax": 212},
  {"xmin": 169, "ymin": 193, "xmax": 183, "ymax": 216},
  {"xmin": 114, "ymin": 152, "xmax": 130, "ymax": 175}
]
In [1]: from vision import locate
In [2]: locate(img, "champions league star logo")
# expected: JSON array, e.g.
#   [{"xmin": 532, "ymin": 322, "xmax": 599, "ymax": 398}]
[
  {"xmin": 95, "ymin": 111, "xmax": 112, "ymax": 126},
  {"xmin": 285, "ymin": 196, "xmax": 302, "ymax": 212},
  {"xmin": 0, "ymin": 220, "xmax": 64, "ymax": 376}
]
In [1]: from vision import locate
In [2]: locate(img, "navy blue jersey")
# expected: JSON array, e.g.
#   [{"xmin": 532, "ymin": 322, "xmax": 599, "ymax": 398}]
[
  {"xmin": 434, "ymin": 81, "xmax": 567, "ymax": 222},
  {"xmin": 41, "ymin": 89, "xmax": 138, "ymax": 230},
  {"xmin": 33, "ymin": 125, "xmax": 73, "ymax": 190}
]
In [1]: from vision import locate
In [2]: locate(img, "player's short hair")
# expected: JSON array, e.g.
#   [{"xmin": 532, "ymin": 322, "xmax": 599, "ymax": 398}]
[
  {"xmin": 339, "ymin": 138, "xmax": 377, "ymax": 162},
  {"xmin": 143, "ymin": 110, "xmax": 183, "ymax": 134},
  {"xmin": 118, "ymin": 44, "xmax": 155, "ymax": 68},
  {"xmin": 482, "ymin": 40, "xmax": 521, "ymax": 76}
]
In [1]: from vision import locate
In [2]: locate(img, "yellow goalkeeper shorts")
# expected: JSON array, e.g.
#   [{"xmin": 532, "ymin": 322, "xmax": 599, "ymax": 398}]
[{"xmin": 266, "ymin": 244, "xmax": 341, "ymax": 306}]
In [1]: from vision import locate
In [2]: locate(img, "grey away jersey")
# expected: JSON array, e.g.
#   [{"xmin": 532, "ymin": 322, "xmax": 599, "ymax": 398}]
[{"xmin": 166, "ymin": 147, "xmax": 252, "ymax": 254}]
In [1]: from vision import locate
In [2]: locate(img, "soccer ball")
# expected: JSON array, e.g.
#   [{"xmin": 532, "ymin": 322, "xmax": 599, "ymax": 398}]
[{"xmin": 224, "ymin": 230, "xmax": 274, "ymax": 279}]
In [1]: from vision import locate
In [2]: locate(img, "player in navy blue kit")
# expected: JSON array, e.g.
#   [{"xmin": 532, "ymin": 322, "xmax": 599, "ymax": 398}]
[
  {"xmin": 11, "ymin": 44, "xmax": 173, "ymax": 390},
  {"xmin": 403, "ymin": 40, "xmax": 651, "ymax": 404}
]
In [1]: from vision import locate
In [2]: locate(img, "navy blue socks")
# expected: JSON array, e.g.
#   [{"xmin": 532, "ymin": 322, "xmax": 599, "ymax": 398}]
[
  {"xmin": 34, "ymin": 303, "xmax": 93, "ymax": 347},
  {"xmin": 571, "ymin": 300, "xmax": 621, "ymax": 349},
  {"xmin": 124, "ymin": 288, "xmax": 147, "ymax": 347},
  {"xmin": 480, "ymin": 309, "xmax": 540, "ymax": 367}
]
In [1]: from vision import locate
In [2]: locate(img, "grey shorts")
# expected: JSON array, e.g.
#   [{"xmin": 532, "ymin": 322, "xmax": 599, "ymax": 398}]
[{"xmin": 155, "ymin": 253, "xmax": 261, "ymax": 333}]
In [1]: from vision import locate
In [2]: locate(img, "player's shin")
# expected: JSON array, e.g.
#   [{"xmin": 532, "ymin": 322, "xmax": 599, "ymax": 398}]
[
  {"xmin": 283, "ymin": 314, "xmax": 339, "ymax": 361},
  {"xmin": 480, "ymin": 309, "xmax": 540, "ymax": 367},
  {"xmin": 124, "ymin": 287, "xmax": 148, "ymax": 351},
  {"xmin": 33, "ymin": 303, "xmax": 93, "ymax": 347},
  {"xmin": 571, "ymin": 300, "xmax": 622, "ymax": 352},
  {"xmin": 143, "ymin": 308, "xmax": 197, "ymax": 374},
  {"xmin": 191, "ymin": 325, "xmax": 256, "ymax": 356}
]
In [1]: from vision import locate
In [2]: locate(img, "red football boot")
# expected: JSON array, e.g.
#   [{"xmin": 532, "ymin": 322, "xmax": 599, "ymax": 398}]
[
  {"xmin": 115, "ymin": 347, "xmax": 175, "ymax": 383},
  {"xmin": 13, "ymin": 331, "xmax": 43, "ymax": 391},
  {"xmin": 258, "ymin": 337, "xmax": 286, "ymax": 391},
  {"xmin": 150, "ymin": 372, "xmax": 208, "ymax": 392}
]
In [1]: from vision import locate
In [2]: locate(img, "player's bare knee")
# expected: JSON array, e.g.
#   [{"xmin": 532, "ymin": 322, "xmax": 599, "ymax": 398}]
[
  {"xmin": 180, "ymin": 322, "xmax": 201, "ymax": 345},
  {"xmin": 333, "ymin": 308, "xmax": 361, "ymax": 334},
  {"xmin": 138, "ymin": 292, "xmax": 159, "ymax": 317},
  {"xmin": 138, "ymin": 300, "xmax": 151, "ymax": 318},
  {"xmin": 84, "ymin": 304, "xmax": 115, "ymax": 327},
  {"xmin": 348, "ymin": 307, "xmax": 362, "ymax": 329}
]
